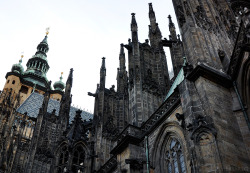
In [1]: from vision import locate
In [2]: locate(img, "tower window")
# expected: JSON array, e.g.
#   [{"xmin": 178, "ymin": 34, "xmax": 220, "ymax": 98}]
[
  {"xmin": 20, "ymin": 86, "xmax": 28, "ymax": 94},
  {"xmin": 12, "ymin": 80, "xmax": 15, "ymax": 84},
  {"xmin": 7, "ymin": 80, "xmax": 10, "ymax": 84}
]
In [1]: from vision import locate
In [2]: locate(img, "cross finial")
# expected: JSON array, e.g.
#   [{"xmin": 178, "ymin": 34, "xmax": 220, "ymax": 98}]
[
  {"xmin": 60, "ymin": 72, "xmax": 63, "ymax": 80},
  {"xmin": 46, "ymin": 27, "xmax": 50, "ymax": 35}
]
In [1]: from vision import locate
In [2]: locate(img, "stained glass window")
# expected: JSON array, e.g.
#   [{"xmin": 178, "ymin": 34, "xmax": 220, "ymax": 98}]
[
  {"xmin": 57, "ymin": 146, "xmax": 69, "ymax": 173},
  {"xmin": 71, "ymin": 145, "xmax": 85, "ymax": 173},
  {"xmin": 165, "ymin": 138, "xmax": 186, "ymax": 173}
]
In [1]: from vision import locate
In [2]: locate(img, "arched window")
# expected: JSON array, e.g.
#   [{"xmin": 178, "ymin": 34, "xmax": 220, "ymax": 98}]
[
  {"xmin": 72, "ymin": 145, "xmax": 85, "ymax": 173},
  {"xmin": 12, "ymin": 80, "xmax": 15, "ymax": 84},
  {"xmin": 165, "ymin": 138, "xmax": 186, "ymax": 173},
  {"xmin": 57, "ymin": 146, "xmax": 69, "ymax": 173}
]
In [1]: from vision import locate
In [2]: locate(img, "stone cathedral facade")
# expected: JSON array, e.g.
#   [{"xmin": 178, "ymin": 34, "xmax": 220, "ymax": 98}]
[{"xmin": 0, "ymin": 0, "xmax": 250, "ymax": 172}]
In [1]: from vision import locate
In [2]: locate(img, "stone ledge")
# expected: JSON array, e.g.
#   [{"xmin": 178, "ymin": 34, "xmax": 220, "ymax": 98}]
[{"xmin": 187, "ymin": 62, "xmax": 232, "ymax": 88}]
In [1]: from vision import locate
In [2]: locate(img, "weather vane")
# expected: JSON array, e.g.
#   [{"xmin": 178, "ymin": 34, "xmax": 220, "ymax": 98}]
[{"xmin": 46, "ymin": 27, "xmax": 50, "ymax": 35}]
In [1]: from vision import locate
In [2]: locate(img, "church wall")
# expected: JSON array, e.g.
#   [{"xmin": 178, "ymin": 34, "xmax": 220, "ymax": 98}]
[
  {"xmin": 233, "ymin": 51, "xmax": 250, "ymax": 160},
  {"xmin": 147, "ymin": 105, "xmax": 192, "ymax": 173},
  {"xmin": 195, "ymin": 76, "xmax": 250, "ymax": 171}
]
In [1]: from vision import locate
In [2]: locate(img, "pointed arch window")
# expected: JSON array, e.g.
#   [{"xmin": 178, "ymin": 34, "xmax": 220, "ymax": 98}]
[
  {"xmin": 57, "ymin": 145, "xmax": 69, "ymax": 173},
  {"xmin": 72, "ymin": 145, "xmax": 85, "ymax": 173},
  {"xmin": 165, "ymin": 138, "xmax": 186, "ymax": 173}
]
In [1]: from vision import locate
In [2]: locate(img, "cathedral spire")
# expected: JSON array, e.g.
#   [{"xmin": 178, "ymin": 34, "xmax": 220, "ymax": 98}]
[
  {"xmin": 131, "ymin": 13, "xmax": 138, "ymax": 43},
  {"xmin": 23, "ymin": 30, "xmax": 51, "ymax": 91},
  {"xmin": 168, "ymin": 15, "xmax": 177, "ymax": 41},
  {"xmin": 100, "ymin": 57, "xmax": 106, "ymax": 91}
]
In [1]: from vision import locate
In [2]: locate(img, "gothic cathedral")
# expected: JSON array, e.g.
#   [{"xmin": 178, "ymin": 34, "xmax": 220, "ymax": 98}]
[{"xmin": 0, "ymin": 0, "xmax": 250, "ymax": 172}]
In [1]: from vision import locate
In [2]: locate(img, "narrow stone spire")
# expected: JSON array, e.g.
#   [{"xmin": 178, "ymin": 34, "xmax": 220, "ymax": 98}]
[
  {"xmin": 66, "ymin": 68, "xmax": 73, "ymax": 86},
  {"xmin": 39, "ymin": 89, "xmax": 50, "ymax": 116},
  {"xmin": 131, "ymin": 13, "xmax": 137, "ymax": 25},
  {"xmin": 120, "ymin": 43, "xmax": 125, "ymax": 55},
  {"xmin": 148, "ymin": 3, "xmax": 156, "ymax": 28},
  {"xmin": 148, "ymin": 3, "xmax": 162, "ymax": 48},
  {"xmin": 101, "ymin": 57, "xmax": 106, "ymax": 71},
  {"xmin": 59, "ymin": 68, "xmax": 73, "ymax": 129},
  {"xmin": 100, "ymin": 57, "xmax": 106, "ymax": 90},
  {"xmin": 168, "ymin": 15, "xmax": 174, "ymax": 27},
  {"xmin": 168, "ymin": 15, "xmax": 177, "ymax": 41},
  {"xmin": 131, "ymin": 13, "xmax": 138, "ymax": 42},
  {"xmin": 119, "ymin": 44, "xmax": 126, "ymax": 72}
]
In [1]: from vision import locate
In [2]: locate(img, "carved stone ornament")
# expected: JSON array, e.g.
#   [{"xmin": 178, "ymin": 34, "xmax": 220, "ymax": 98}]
[
  {"xmin": 187, "ymin": 115, "xmax": 217, "ymax": 142},
  {"xmin": 102, "ymin": 116, "xmax": 119, "ymax": 140},
  {"xmin": 194, "ymin": 5, "xmax": 213, "ymax": 32}
]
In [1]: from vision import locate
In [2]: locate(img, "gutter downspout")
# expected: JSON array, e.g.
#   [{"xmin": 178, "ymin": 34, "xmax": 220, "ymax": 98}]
[
  {"xmin": 145, "ymin": 136, "xmax": 150, "ymax": 173},
  {"xmin": 233, "ymin": 81, "xmax": 250, "ymax": 131}
]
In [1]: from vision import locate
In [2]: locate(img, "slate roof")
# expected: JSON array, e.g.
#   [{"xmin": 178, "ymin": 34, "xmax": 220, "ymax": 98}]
[{"xmin": 17, "ymin": 92, "xmax": 93, "ymax": 123}]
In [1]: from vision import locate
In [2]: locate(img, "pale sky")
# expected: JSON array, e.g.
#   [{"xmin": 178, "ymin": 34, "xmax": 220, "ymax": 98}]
[{"xmin": 0, "ymin": 0, "xmax": 179, "ymax": 113}]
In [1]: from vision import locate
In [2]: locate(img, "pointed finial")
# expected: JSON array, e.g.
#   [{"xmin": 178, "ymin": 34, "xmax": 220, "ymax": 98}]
[
  {"xmin": 168, "ymin": 15, "xmax": 174, "ymax": 27},
  {"xmin": 149, "ymin": 3, "xmax": 153, "ymax": 11},
  {"xmin": 131, "ymin": 13, "xmax": 137, "ymax": 25},
  {"xmin": 46, "ymin": 27, "xmax": 50, "ymax": 35},
  {"xmin": 101, "ymin": 57, "xmax": 106, "ymax": 69},
  {"xmin": 20, "ymin": 52, "xmax": 24, "ymax": 64},
  {"xmin": 120, "ymin": 44, "xmax": 124, "ymax": 54}
]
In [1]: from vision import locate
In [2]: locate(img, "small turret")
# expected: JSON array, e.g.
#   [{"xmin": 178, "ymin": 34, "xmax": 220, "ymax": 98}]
[
  {"xmin": 53, "ymin": 72, "xmax": 65, "ymax": 91},
  {"xmin": 11, "ymin": 54, "xmax": 24, "ymax": 74}
]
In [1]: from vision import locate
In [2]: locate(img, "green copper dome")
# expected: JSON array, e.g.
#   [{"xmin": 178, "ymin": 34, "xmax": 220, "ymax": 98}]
[
  {"xmin": 53, "ymin": 74, "xmax": 65, "ymax": 91},
  {"xmin": 11, "ymin": 58, "xmax": 24, "ymax": 74}
]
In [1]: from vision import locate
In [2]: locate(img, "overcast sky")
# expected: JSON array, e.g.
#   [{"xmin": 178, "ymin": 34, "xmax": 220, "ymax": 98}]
[{"xmin": 0, "ymin": 0, "xmax": 179, "ymax": 113}]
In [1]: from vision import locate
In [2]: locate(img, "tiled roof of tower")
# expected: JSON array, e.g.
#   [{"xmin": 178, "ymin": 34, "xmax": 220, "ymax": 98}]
[{"xmin": 17, "ymin": 92, "xmax": 93, "ymax": 122}]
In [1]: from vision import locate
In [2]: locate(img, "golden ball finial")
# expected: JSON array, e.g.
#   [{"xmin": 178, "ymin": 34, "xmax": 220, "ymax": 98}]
[
  {"xmin": 46, "ymin": 27, "xmax": 50, "ymax": 35},
  {"xmin": 21, "ymin": 52, "xmax": 24, "ymax": 58},
  {"xmin": 61, "ymin": 72, "xmax": 63, "ymax": 75}
]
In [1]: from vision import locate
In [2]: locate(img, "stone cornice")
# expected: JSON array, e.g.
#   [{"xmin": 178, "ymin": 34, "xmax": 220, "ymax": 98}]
[{"xmin": 187, "ymin": 62, "xmax": 233, "ymax": 88}]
